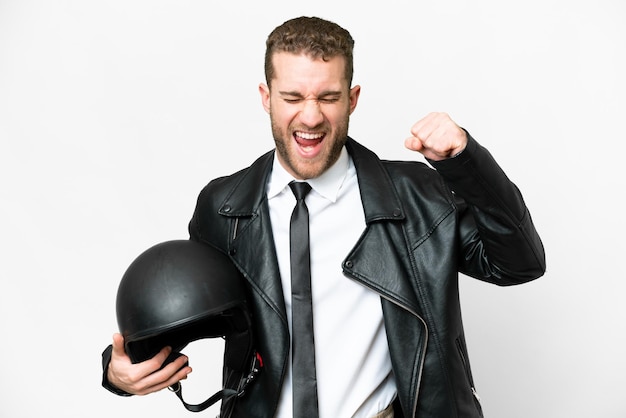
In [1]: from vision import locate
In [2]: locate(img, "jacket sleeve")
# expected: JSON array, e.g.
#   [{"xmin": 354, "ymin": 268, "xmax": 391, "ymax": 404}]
[
  {"xmin": 101, "ymin": 344, "xmax": 132, "ymax": 396},
  {"xmin": 428, "ymin": 132, "xmax": 546, "ymax": 285}
]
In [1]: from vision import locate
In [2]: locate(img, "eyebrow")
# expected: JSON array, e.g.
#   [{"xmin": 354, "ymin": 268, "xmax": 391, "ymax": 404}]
[{"xmin": 278, "ymin": 90, "xmax": 343, "ymax": 98}]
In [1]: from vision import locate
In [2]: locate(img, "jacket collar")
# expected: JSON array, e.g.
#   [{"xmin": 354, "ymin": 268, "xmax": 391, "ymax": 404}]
[
  {"xmin": 345, "ymin": 138, "xmax": 406, "ymax": 223},
  {"xmin": 217, "ymin": 148, "xmax": 274, "ymax": 218},
  {"xmin": 218, "ymin": 137, "xmax": 406, "ymax": 223}
]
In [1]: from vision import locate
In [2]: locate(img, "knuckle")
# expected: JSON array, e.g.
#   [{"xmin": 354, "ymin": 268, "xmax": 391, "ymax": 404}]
[{"xmin": 126, "ymin": 369, "xmax": 144, "ymax": 383}]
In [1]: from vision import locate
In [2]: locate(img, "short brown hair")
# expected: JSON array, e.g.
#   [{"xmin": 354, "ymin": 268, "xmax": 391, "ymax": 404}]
[{"xmin": 264, "ymin": 16, "xmax": 355, "ymax": 87}]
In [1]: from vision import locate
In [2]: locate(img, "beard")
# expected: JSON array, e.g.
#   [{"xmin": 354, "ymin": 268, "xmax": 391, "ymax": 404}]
[{"xmin": 270, "ymin": 114, "xmax": 350, "ymax": 180}]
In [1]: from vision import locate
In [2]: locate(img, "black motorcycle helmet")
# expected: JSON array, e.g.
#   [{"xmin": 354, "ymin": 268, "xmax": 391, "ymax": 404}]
[{"xmin": 116, "ymin": 239, "xmax": 261, "ymax": 414}]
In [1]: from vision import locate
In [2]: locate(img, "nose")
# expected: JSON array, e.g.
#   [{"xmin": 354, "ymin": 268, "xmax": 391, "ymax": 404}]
[{"xmin": 298, "ymin": 99, "xmax": 324, "ymax": 128}]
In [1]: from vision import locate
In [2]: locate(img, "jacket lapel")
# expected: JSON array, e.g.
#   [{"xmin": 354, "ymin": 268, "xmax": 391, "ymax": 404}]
[
  {"xmin": 217, "ymin": 150, "xmax": 288, "ymax": 323},
  {"xmin": 345, "ymin": 138, "xmax": 422, "ymax": 315}
]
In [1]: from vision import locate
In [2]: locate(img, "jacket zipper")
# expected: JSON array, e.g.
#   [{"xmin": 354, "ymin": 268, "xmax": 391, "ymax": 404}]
[
  {"xmin": 455, "ymin": 338, "xmax": 482, "ymax": 405},
  {"xmin": 346, "ymin": 274, "xmax": 427, "ymax": 418},
  {"xmin": 232, "ymin": 218, "xmax": 239, "ymax": 240}
]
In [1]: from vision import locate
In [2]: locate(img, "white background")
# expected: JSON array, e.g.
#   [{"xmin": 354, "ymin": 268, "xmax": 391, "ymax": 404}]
[{"xmin": 1, "ymin": 1, "xmax": 625, "ymax": 417}]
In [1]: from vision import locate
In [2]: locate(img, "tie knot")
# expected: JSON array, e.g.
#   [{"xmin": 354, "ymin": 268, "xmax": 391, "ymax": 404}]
[{"xmin": 289, "ymin": 181, "xmax": 312, "ymax": 201}]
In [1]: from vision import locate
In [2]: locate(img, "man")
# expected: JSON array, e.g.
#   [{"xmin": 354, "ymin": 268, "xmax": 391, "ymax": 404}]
[{"xmin": 103, "ymin": 16, "xmax": 545, "ymax": 418}]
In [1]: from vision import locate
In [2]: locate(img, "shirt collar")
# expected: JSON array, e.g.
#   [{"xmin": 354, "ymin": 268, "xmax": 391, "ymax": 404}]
[{"xmin": 267, "ymin": 147, "xmax": 351, "ymax": 203}]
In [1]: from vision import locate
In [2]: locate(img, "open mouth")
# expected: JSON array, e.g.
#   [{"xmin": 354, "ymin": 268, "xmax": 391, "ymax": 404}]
[{"xmin": 294, "ymin": 131, "xmax": 325, "ymax": 151}]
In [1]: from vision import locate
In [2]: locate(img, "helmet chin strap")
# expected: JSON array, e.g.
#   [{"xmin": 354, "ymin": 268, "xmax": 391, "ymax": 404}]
[
  {"xmin": 168, "ymin": 351, "xmax": 262, "ymax": 414},
  {"xmin": 168, "ymin": 382, "xmax": 238, "ymax": 413}
]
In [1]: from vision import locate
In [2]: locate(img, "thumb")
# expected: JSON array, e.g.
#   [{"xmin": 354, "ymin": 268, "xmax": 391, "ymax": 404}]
[
  {"xmin": 404, "ymin": 136, "xmax": 424, "ymax": 153},
  {"xmin": 111, "ymin": 333, "xmax": 128, "ymax": 358}
]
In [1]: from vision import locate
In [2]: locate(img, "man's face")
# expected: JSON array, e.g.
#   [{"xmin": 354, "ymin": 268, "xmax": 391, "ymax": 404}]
[{"xmin": 259, "ymin": 52, "xmax": 360, "ymax": 180}]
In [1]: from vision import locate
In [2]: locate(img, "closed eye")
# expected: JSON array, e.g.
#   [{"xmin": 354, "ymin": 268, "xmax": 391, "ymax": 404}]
[{"xmin": 278, "ymin": 90, "xmax": 342, "ymax": 104}]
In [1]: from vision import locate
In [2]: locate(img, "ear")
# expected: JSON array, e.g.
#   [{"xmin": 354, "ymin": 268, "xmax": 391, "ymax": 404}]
[
  {"xmin": 259, "ymin": 83, "xmax": 271, "ymax": 114},
  {"xmin": 348, "ymin": 85, "xmax": 361, "ymax": 115}
]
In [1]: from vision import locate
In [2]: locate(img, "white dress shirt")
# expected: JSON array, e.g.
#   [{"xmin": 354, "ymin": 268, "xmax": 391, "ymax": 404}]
[{"xmin": 267, "ymin": 147, "xmax": 397, "ymax": 418}]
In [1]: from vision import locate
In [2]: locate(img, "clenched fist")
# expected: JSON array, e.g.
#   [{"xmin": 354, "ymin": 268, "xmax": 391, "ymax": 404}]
[{"xmin": 404, "ymin": 112, "xmax": 467, "ymax": 161}]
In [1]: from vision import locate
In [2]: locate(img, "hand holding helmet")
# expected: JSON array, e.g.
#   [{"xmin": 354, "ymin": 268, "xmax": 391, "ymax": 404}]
[{"xmin": 107, "ymin": 332, "xmax": 191, "ymax": 396}]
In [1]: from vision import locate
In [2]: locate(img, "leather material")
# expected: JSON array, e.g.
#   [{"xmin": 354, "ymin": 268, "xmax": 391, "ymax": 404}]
[{"xmin": 187, "ymin": 134, "xmax": 546, "ymax": 418}]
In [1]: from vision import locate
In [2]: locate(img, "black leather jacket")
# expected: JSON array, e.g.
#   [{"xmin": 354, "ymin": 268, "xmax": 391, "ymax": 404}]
[{"xmin": 187, "ymin": 134, "xmax": 545, "ymax": 417}]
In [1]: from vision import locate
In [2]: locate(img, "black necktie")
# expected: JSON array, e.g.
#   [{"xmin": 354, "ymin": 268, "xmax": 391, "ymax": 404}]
[{"xmin": 288, "ymin": 181, "xmax": 319, "ymax": 417}]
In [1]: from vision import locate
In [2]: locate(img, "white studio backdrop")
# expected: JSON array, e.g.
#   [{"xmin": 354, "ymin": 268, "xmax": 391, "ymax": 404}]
[{"xmin": 1, "ymin": 1, "xmax": 625, "ymax": 417}]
